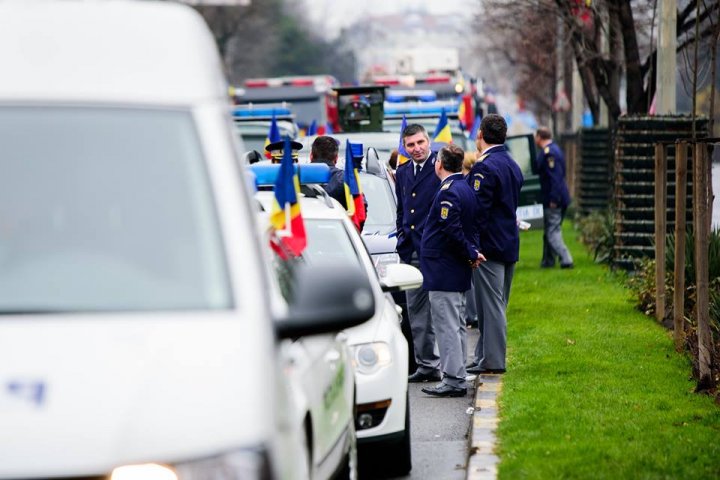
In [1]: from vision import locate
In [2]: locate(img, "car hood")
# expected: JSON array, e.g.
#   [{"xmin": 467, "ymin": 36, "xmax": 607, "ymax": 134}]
[{"xmin": 0, "ymin": 313, "xmax": 276, "ymax": 478}]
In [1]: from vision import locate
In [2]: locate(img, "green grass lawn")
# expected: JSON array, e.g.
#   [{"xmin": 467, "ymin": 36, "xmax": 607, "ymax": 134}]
[{"xmin": 497, "ymin": 222, "xmax": 720, "ymax": 480}]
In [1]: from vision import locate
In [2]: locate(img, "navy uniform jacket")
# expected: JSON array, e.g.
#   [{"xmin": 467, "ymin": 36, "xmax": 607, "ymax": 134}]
[
  {"xmin": 395, "ymin": 153, "xmax": 440, "ymax": 263},
  {"xmin": 467, "ymin": 145, "xmax": 524, "ymax": 263},
  {"xmin": 420, "ymin": 173, "xmax": 479, "ymax": 292},
  {"xmin": 536, "ymin": 142, "xmax": 571, "ymax": 208},
  {"xmin": 312, "ymin": 159, "xmax": 346, "ymax": 208}
]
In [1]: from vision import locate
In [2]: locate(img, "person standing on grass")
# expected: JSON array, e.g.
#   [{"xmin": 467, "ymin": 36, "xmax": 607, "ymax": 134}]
[
  {"xmin": 534, "ymin": 126, "xmax": 574, "ymax": 269},
  {"xmin": 466, "ymin": 114, "xmax": 523, "ymax": 375}
]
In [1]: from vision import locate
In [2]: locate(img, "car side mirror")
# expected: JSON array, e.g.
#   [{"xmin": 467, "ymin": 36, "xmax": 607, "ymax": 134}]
[
  {"xmin": 275, "ymin": 263, "xmax": 375, "ymax": 339},
  {"xmin": 380, "ymin": 263, "xmax": 423, "ymax": 292}
]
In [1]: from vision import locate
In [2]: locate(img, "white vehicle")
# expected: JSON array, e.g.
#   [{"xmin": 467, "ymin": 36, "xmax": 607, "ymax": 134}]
[
  {"xmin": 253, "ymin": 167, "xmax": 423, "ymax": 476},
  {"xmin": 0, "ymin": 2, "xmax": 373, "ymax": 479},
  {"xmin": 256, "ymin": 204, "xmax": 357, "ymax": 479}
]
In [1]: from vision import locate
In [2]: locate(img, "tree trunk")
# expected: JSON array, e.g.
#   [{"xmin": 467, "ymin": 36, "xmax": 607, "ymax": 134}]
[{"xmin": 614, "ymin": 0, "xmax": 645, "ymax": 113}]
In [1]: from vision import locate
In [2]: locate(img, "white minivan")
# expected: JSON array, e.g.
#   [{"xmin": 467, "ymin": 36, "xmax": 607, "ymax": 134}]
[{"xmin": 0, "ymin": 2, "xmax": 373, "ymax": 479}]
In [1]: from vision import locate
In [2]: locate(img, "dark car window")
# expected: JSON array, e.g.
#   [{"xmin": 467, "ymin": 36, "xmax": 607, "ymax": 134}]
[{"xmin": 0, "ymin": 106, "xmax": 232, "ymax": 313}]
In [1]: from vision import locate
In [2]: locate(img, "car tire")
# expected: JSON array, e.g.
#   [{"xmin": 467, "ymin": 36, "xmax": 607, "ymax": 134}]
[{"xmin": 380, "ymin": 391, "xmax": 412, "ymax": 476}]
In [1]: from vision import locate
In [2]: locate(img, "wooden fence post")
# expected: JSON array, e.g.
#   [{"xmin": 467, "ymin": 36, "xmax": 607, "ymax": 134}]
[
  {"xmin": 654, "ymin": 143, "xmax": 667, "ymax": 322},
  {"xmin": 673, "ymin": 141, "xmax": 688, "ymax": 351},
  {"xmin": 693, "ymin": 142, "xmax": 713, "ymax": 388}
]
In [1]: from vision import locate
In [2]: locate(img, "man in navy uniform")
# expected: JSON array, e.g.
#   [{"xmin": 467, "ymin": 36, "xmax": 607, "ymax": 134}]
[
  {"xmin": 466, "ymin": 114, "xmax": 524, "ymax": 375},
  {"xmin": 265, "ymin": 139, "xmax": 303, "ymax": 164},
  {"xmin": 309, "ymin": 135, "xmax": 346, "ymax": 208},
  {"xmin": 419, "ymin": 144, "xmax": 483, "ymax": 397},
  {"xmin": 535, "ymin": 126, "xmax": 573, "ymax": 269},
  {"xmin": 395, "ymin": 124, "xmax": 442, "ymax": 382}
]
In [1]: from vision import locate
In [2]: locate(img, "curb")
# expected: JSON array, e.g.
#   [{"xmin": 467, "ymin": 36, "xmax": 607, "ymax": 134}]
[{"xmin": 466, "ymin": 374, "xmax": 503, "ymax": 480}]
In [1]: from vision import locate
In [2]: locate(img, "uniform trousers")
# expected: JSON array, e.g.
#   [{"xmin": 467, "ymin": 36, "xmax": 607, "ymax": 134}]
[
  {"xmin": 428, "ymin": 291, "xmax": 467, "ymax": 388},
  {"xmin": 472, "ymin": 260, "xmax": 515, "ymax": 370},
  {"xmin": 464, "ymin": 279, "xmax": 478, "ymax": 325},
  {"xmin": 542, "ymin": 206, "xmax": 573, "ymax": 266},
  {"xmin": 406, "ymin": 254, "xmax": 440, "ymax": 373}
]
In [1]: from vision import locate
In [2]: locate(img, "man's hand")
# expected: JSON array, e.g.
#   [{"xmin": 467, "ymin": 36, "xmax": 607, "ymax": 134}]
[{"xmin": 471, "ymin": 252, "xmax": 486, "ymax": 269}]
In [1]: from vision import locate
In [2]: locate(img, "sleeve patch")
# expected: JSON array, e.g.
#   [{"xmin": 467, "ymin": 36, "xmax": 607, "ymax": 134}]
[{"xmin": 440, "ymin": 207, "xmax": 449, "ymax": 219}]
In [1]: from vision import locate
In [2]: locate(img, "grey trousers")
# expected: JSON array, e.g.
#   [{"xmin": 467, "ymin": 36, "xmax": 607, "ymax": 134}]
[
  {"xmin": 472, "ymin": 260, "xmax": 515, "ymax": 370},
  {"xmin": 542, "ymin": 206, "xmax": 573, "ymax": 266},
  {"xmin": 429, "ymin": 291, "xmax": 467, "ymax": 388},
  {"xmin": 464, "ymin": 280, "xmax": 478, "ymax": 324},
  {"xmin": 406, "ymin": 255, "xmax": 440, "ymax": 373}
]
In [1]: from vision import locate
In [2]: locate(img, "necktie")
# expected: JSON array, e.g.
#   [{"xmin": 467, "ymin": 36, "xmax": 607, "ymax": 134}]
[{"xmin": 414, "ymin": 163, "xmax": 421, "ymax": 179}]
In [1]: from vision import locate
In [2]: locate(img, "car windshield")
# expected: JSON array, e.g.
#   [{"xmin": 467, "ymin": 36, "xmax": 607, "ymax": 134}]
[
  {"xmin": 303, "ymin": 219, "xmax": 364, "ymax": 270},
  {"xmin": 359, "ymin": 173, "xmax": 396, "ymax": 234},
  {"xmin": 0, "ymin": 106, "xmax": 232, "ymax": 313}
]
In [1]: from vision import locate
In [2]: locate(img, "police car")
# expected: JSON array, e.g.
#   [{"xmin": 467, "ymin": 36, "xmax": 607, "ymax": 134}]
[
  {"xmin": 252, "ymin": 164, "xmax": 422, "ymax": 476},
  {"xmin": 0, "ymin": 2, "xmax": 374, "ymax": 479},
  {"xmin": 232, "ymin": 104, "xmax": 299, "ymax": 154}
]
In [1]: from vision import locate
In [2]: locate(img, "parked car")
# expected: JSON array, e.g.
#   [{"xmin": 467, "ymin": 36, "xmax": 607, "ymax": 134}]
[
  {"xmin": 252, "ymin": 165, "xmax": 423, "ymax": 476},
  {"xmin": 0, "ymin": 2, "xmax": 373, "ymax": 479},
  {"xmin": 233, "ymin": 104, "xmax": 299, "ymax": 155}
]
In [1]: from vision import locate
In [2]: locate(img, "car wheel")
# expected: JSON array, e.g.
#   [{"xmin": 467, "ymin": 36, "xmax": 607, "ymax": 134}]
[{"xmin": 380, "ymin": 391, "xmax": 412, "ymax": 476}]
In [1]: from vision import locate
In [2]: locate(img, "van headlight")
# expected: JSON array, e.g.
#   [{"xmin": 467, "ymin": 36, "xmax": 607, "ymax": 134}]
[
  {"xmin": 352, "ymin": 342, "xmax": 392, "ymax": 374},
  {"xmin": 110, "ymin": 449, "xmax": 271, "ymax": 480},
  {"xmin": 371, "ymin": 253, "xmax": 400, "ymax": 278}
]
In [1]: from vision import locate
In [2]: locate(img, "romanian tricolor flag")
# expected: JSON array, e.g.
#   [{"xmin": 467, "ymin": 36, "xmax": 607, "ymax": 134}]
[
  {"xmin": 307, "ymin": 119, "xmax": 318, "ymax": 136},
  {"xmin": 263, "ymin": 114, "xmax": 282, "ymax": 159},
  {"xmin": 469, "ymin": 114, "xmax": 481, "ymax": 141},
  {"xmin": 396, "ymin": 115, "xmax": 411, "ymax": 166},
  {"xmin": 457, "ymin": 101, "xmax": 466, "ymax": 130},
  {"xmin": 433, "ymin": 109, "xmax": 453, "ymax": 144},
  {"xmin": 343, "ymin": 140, "xmax": 367, "ymax": 232},
  {"xmin": 269, "ymin": 137, "xmax": 306, "ymax": 258}
]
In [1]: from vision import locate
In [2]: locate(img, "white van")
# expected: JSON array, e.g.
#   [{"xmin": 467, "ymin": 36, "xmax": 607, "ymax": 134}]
[{"xmin": 0, "ymin": 2, "xmax": 372, "ymax": 479}]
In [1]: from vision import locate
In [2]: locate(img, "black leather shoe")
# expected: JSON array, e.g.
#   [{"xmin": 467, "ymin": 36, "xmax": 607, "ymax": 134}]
[
  {"xmin": 408, "ymin": 370, "xmax": 441, "ymax": 383},
  {"xmin": 466, "ymin": 362, "xmax": 478, "ymax": 369},
  {"xmin": 421, "ymin": 383, "xmax": 467, "ymax": 397},
  {"xmin": 560, "ymin": 263, "xmax": 574, "ymax": 269},
  {"xmin": 466, "ymin": 365, "xmax": 506, "ymax": 374}
]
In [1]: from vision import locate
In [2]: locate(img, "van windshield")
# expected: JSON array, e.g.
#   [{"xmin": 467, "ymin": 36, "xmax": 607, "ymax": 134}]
[{"xmin": 0, "ymin": 106, "xmax": 232, "ymax": 313}]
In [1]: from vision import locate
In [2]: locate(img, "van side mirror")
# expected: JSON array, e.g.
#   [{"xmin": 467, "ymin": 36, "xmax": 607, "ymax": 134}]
[{"xmin": 275, "ymin": 263, "xmax": 375, "ymax": 339}]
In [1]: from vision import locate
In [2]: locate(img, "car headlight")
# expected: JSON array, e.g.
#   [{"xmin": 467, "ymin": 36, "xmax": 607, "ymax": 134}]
[
  {"xmin": 371, "ymin": 252, "xmax": 400, "ymax": 278},
  {"xmin": 110, "ymin": 448, "xmax": 272, "ymax": 480},
  {"xmin": 352, "ymin": 342, "xmax": 392, "ymax": 374}
]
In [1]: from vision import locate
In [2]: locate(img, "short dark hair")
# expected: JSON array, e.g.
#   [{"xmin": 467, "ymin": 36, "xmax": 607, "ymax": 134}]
[
  {"xmin": 402, "ymin": 123, "xmax": 428, "ymax": 140},
  {"xmin": 536, "ymin": 126, "xmax": 553, "ymax": 140},
  {"xmin": 311, "ymin": 136, "xmax": 339, "ymax": 162},
  {"xmin": 438, "ymin": 144, "xmax": 464, "ymax": 173},
  {"xmin": 480, "ymin": 114, "xmax": 507, "ymax": 144}
]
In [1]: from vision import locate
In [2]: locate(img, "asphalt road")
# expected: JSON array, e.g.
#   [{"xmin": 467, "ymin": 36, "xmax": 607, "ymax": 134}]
[{"xmin": 359, "ymin": 328, "xmax": 480, "ymax": 480}]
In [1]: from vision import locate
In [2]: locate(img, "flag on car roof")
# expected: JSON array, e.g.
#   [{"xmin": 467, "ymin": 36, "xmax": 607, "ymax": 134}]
[
  {"xmin": 269, "ymin": 137, "xmax": 306, "ymax": 258},
  {"xmin": 433, "ymin": 108, "xmax": 453, "ymax": 144},
  {"xmin": 307, "ymin": 119, "xmax": 317, "ymax": 136},
  {"xmin": 469, "ymin": 114, "xmax": 481, "ymax": 142},
  {"xmin": 396, "ymin": 115, "xmax": 411, "ymax": 166},
  {"xmin": 264, "ymin": 114, "xmax": 282, "ymax": 159},
  {"xmin": 344, "ymin": 140, "xmax": 367, "ymax": 232}
]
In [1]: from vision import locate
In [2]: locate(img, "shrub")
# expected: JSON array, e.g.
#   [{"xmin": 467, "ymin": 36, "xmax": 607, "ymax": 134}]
[{"xmin": 575, "ymin": 210, "xmax": 615, "ymax": 264}]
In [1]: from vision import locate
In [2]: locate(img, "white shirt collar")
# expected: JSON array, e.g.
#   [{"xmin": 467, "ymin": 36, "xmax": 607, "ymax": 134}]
[{"xmin": 480, "ymin": 144, "xmax": 502, "ymax": 156}]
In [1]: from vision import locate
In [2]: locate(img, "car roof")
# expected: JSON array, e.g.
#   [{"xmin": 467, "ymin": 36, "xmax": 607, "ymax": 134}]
[{"xmin": 0, "ymin": 1, "xmax": 227, "ymax": 104}]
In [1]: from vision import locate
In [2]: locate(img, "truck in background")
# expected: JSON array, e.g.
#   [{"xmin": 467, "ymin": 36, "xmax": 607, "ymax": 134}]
[{"xmin": 233, "ymin": 75, "xmax": 340, "ymax": 133}]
